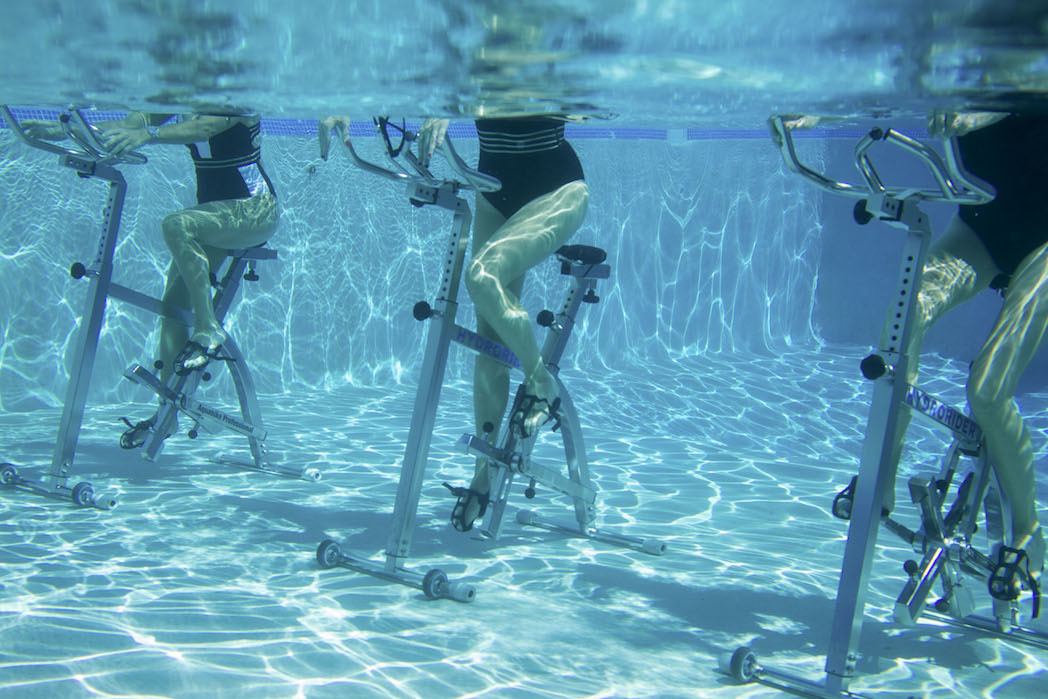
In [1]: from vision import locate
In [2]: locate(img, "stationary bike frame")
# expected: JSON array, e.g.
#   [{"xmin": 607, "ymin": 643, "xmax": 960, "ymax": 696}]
[
  {"xmin": 314, "ymin": 121, "xmax": 666, "ymax": 602},
  {"xmin": 0, "ymin": 107, "xmax": 316, "ymax": 512},
  {"xmin": 0, "ymin": 106, "xmax": 147, "ymax": 509},
  {"xmin": 718, "ymin": 117, "xmax": 1048, "ymax": 698}
]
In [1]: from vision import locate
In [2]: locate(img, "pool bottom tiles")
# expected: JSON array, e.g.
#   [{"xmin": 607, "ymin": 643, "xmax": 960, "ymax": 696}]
[{"xmin": 0, "ymin": 347, "xmax": 1046, "ymax": 698}]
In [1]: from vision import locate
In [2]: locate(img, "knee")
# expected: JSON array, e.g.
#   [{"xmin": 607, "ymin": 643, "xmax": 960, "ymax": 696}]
[
  {"xmin": 564, "ymin": 179, "xmax": 589, "ymax": 202},
  {"xmin": 161, "ymin": 213, "xmax": 187, "ymax": 247},
  {"xmin": 562, "ymin": 180, "xmax": 590, "ymax": 220},
  {"xmin": 465, "ymin": 256, "xmax": 497, "ymax": 301}
]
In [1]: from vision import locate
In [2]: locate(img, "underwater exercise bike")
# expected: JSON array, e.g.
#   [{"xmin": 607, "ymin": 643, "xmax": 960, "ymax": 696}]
[
  {"xmin": 718, "ymin": 118, "xmax": 1048, "ymax": 698},
  {"xmin": 314, "ymin": 119, "xmax": 666, "ymax": 602},
  {"xmin": 0, "ymin": 106, "xmax": 316, "ymax": 511}
]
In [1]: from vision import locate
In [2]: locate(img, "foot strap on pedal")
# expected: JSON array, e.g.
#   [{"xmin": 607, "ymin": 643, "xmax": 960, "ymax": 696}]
[{"xmin": 989, "ymin": 545, "xmax": 1041, "ymax": 619}]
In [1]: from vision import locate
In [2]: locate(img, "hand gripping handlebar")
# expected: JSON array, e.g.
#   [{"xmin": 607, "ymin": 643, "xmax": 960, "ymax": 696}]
[
  {"xmin": 2, "ymin": 105, "xmax": 148, "ymax": 167},
  {"xmin": 768, "ymin": 115, "xmax": 994, "ymax": 205}
]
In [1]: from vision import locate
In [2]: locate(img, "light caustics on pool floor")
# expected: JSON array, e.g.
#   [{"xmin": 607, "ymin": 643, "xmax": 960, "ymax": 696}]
[{"xmin": 1, "ymin": 349, "xmax": 1046, "ymax": 698}]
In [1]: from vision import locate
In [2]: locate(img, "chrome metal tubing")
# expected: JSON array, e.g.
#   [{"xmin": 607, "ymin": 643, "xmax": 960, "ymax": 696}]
[
  {"xmin": 338, "ymin": 124, "xmax": 501, "ymax": 193},
  {"xmin": 769, "ymin": 115, "xmax": 995, "ymax": 205}
]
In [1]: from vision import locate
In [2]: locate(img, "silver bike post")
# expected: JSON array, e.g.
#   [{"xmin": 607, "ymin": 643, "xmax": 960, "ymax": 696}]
[
  {"xmin": 48, "ymin": 162, "xmax": 128, "ymax": 489},
  {"xmin": 385, "ymin": 189, "xmax": 472, "ymax": 570},
  {"xmin": 824, "ymin": 195, "xmax": 929, "ymax": 693}
]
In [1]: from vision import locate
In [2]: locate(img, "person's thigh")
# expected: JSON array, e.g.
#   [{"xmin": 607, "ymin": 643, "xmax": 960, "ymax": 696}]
[
  {"xmin": 165, "ymin": 191, "xmax": 278, "ymax": 250},
  {"xmin": 908, "ymin": 215, "xmax": 998, "ymax": 333},
  {"xmin": 471, "ymin": 191, "xmax": 527, "ymax": 301},
  {"xmin": 473, "ymin": 193, "xmax": 508, "ymax": 251},
  {"xmin": 472, "ymin": 181, "xmax": 589, "ymax": 283},
  {"xmin": 970, "ymin": 237, "xmax": 1048, "ymax": 401}
]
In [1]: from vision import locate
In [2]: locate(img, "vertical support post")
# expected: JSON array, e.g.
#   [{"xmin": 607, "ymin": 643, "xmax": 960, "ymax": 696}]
[
  {"xmin": 219, "ymin": 337, "xmax": 268, "ymax": 466},
  {"xmin": 384, "ymin": 193, "xmax": 472, "ymax": 571},
  {"xmin": 47, "ymin": 163, "xmax": 127, "ymax": 487},
  {"xmin": 539, "ymin": 275, "xmax": 598, "ymax": 531},
  {"xmin": 212, "ymin": 254, "xmax": 269, "ymax": 466},
  {"xmin": 823, "ymin": 196, "xmax": 930, "ymax": 693}
]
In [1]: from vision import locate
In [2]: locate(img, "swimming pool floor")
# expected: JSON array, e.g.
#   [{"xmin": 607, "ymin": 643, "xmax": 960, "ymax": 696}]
[{"xmin": 1, "ymin": 347, "xmax": 1046, "ymax": 698}]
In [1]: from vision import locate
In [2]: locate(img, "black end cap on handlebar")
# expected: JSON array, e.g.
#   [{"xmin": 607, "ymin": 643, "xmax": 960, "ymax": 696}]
[
  {"xmin": 70, "ymin": 262, "xmax": 86, "ymax": 279},
  {"xmin": 860, "ymin": 354, "xmax": 887, "ymax": 380},
  {"xmin": 853, "ymin": 200, "xmax": 875, "ymax": 225},
  {"xmin": 868, "ymin": 127, "xmax": 885, "ymax": 140},
  {"xmin": 537, "ymin": 310, "xmax": 555, "ymax": 327}
]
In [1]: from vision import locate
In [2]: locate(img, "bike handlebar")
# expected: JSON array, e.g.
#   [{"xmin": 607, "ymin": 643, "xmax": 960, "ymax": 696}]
[
  {"xmin": 768, "ymin": 115, "xmax": 995, "ymax": 205},
  {"xmin": 338, "ymin": 121, "xmax": 501, "ymax": 193},
  {"xmin": 2, "ymin": 106, "xmax": 147, "ymax": 166}
]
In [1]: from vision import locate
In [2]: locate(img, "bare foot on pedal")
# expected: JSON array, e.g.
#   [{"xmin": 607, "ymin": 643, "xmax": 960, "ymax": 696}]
[
  {"xmin": 174, "ymin": 329, "xmax": 229, "ymax": 375},
  {"xmin": 510, "ymin": 368, "xmax": 561, "ymax": 439},
  {"xmin": 443, "ymin": 464, "xmax": 493, "ymax": 532},
  {"xmin": 119, "ymin": 411, "xmax": 175, "ymax": 449}
]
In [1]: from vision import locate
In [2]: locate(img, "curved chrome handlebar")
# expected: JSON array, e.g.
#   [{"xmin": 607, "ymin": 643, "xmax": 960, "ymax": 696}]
[
  {"xmin": 768, "ymin": 115, "xmax": 994, "ymax": 205},
  {"xmin": 338, "ymin": 122, "xmax": 501, "ymax": 193},
  {"xmin": 2, "ymin": 106, "xmax": 147, "ymax": 167}
]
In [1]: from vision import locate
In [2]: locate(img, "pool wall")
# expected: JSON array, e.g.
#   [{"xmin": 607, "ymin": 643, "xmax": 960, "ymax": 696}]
[
  {"xmin": 5, "ymin": 123, "xmax": 1032, "ymax": 413},
  {"xmin": 0, "ymin": 127, "xmax": 825, "ymax": 411}
]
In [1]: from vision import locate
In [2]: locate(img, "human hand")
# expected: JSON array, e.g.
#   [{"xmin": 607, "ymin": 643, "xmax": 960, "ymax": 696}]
[
  {"xmin": 101, "ymin": 125, "xmax": 151, "ymax": 154},
  {"xmin": 768, "ymin": 114, "xmax": 821, "ymax": 148},
  {"xmin": 928, "ymin": 111, "xmax": 963, "ymax": 138},
  {"xmin": 20, "ymin": 119, "xmax": 65, "ymax": 141},
  {"xmin": 927, "ymin": 110, "xmax": 1005, "ymax": 138},
  {"xmin": 781, "ymin": 114, "xmax": 822, "ymax": 131},
  {"xmin": 417, "ymin": 118, "xmax": 449, "ymax": 167},
  {"xmin": 318, "ymin": 115, "xmax": 351, "ymax": 160}
]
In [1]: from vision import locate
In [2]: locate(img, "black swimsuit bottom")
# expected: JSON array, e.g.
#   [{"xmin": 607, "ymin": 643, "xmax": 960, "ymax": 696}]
[
  {"xmin": 958, "ymin": 113, "xmax": 1048, "ymax": 278},
  {"xmin": 476, "ymin": 117, "xmax": 585, "ymax": 219},
  {"xmin": 187, "ymin": 119, "xmax": 276, "ymax": 205}
]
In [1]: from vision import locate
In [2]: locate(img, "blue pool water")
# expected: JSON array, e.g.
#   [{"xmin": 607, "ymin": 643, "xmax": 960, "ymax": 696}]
[{"xmin": 3, "ymin": 2, "xmax": 1048, "ymax": 697}]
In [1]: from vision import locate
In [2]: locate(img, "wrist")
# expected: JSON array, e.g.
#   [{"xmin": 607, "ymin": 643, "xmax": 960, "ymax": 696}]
[{"xmin": 146, "ymin": 125, "xmax": 161, "ymax": 141}]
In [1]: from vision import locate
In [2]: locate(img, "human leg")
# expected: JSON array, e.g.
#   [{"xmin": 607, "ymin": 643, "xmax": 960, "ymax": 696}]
[
  {"xmin": 465, "ymin": 180, "xmax": 589, "ymax": 438},
  {"xmin": 470, "ymin": 194, "xmax": 513, "ymax": 443},
  {"xmin": 457, "ymin": 290, "xmax": 525, "ymax": 517},
  {"xmin": 156, "ymin": 246, "xmax": 231, "ymax": 382},
  {"xmin": 161, "ymin": 191, "xmax": 278, "ymax": 369},
  {"xmin": 449, "ymin": 183, "xmax": 588, "ymax": 530},
  {"xmin": 967, "ymin": 237, "xmax": 1048, "ymax": 574},
  {"xmin": 120, "ymin": 246, "xmax": 228, "ymax": 448},
  {"xmin": 447, "ymin": 197, "xmax": 511, "ymax": 529}
]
